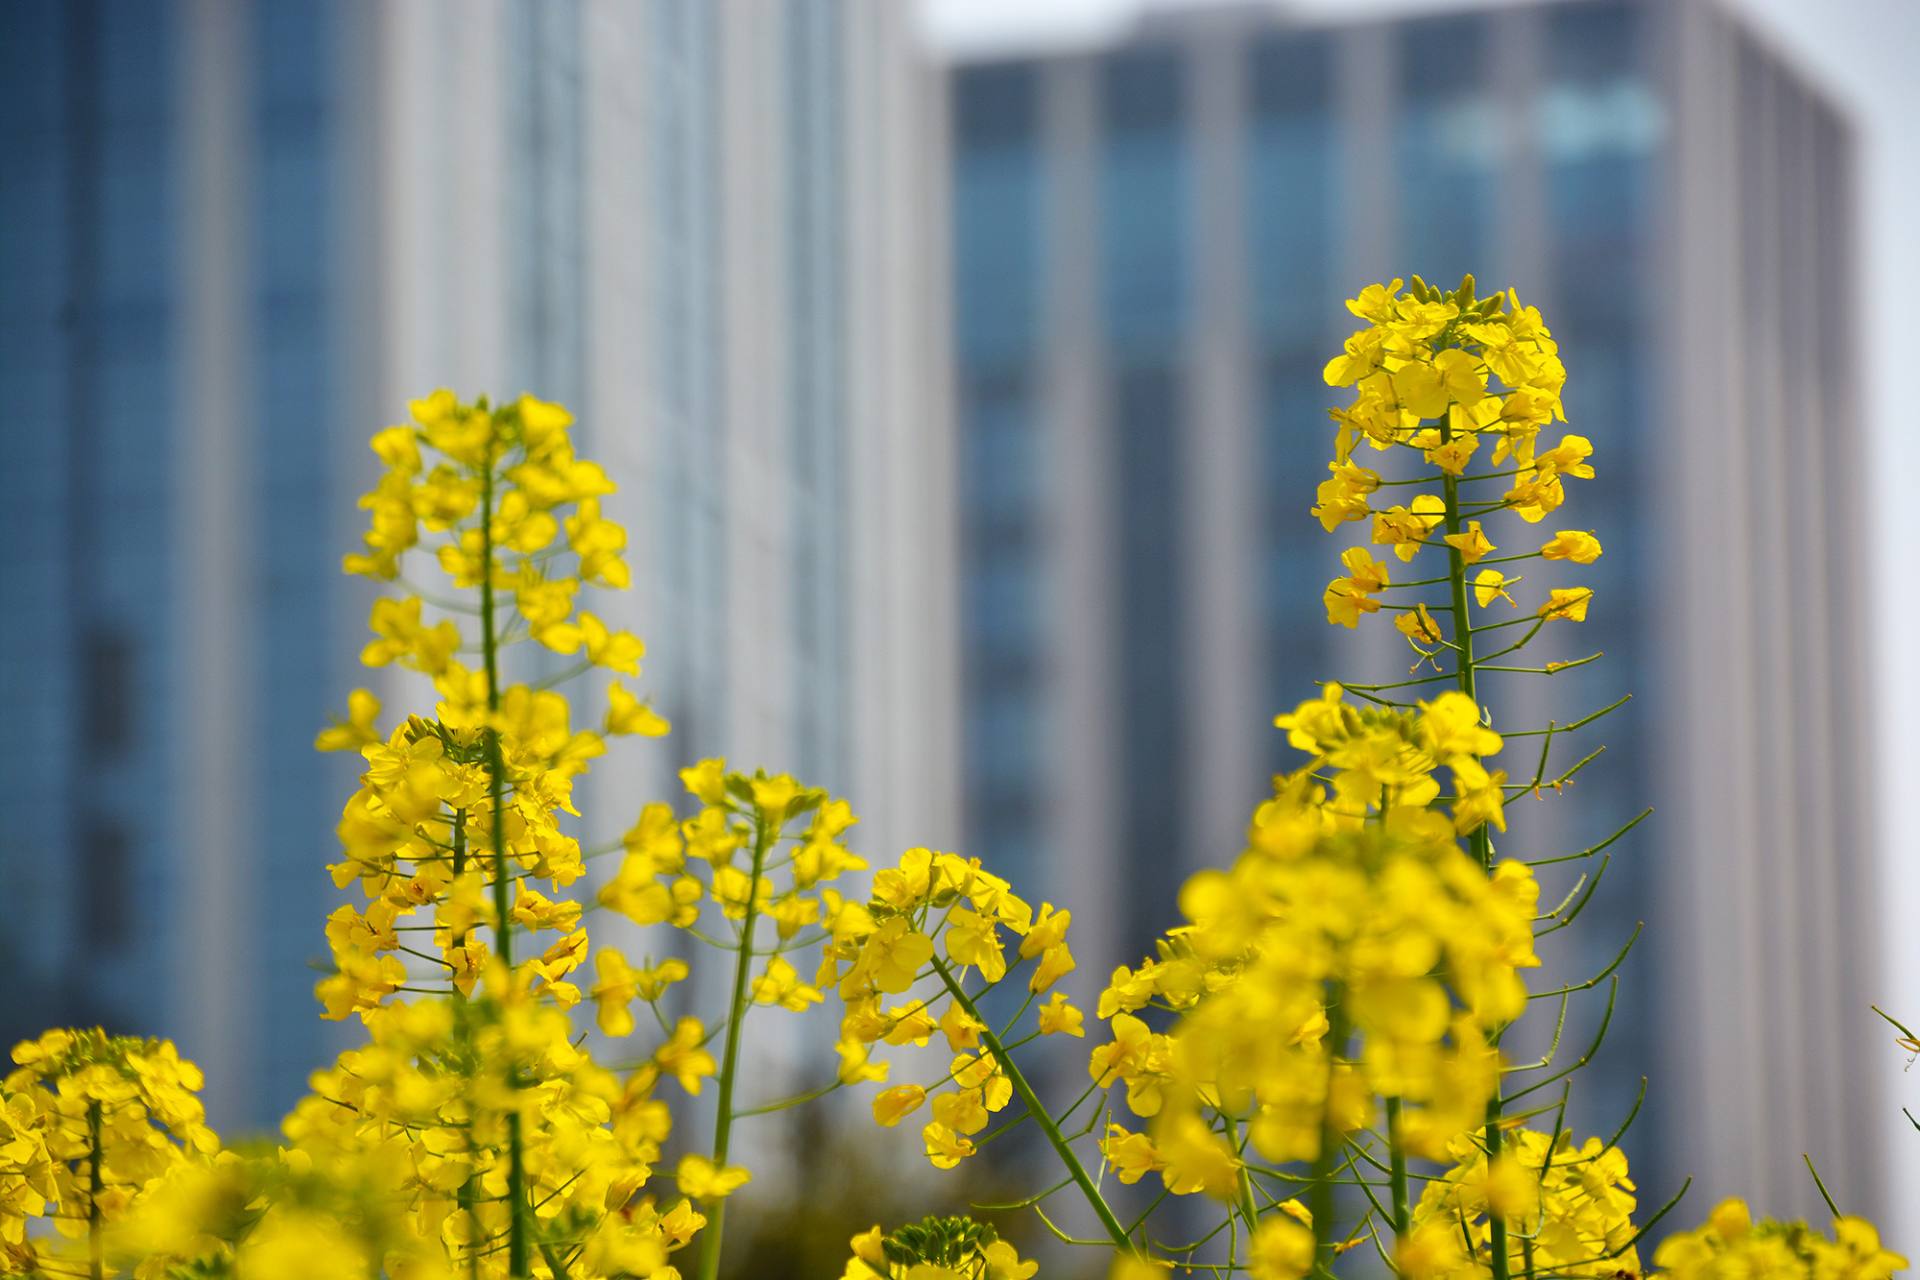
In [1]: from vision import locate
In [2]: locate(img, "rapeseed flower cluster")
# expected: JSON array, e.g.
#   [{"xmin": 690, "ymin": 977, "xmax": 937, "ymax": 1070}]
[
  {"xmin": 1400, "ymin": 1128, "xmax": 1639, "ymax": 1278},
  {"xmin": 1089, "ymin": 688, "xmax": 1537, "ymax": 1199},
  {"xmin": 1650, "ymin": 1200, "xmax": 1903, "ymax": 1280},
  {"xmin": 307, "ymin": 393, "xmax": 712, "ymax": 1279},
  {"xmin": 822, "ymin": 849, "xmax": 1079, "ymax": 1176},
  {"xmin": 830, "ymin": 280, "xmax": 1904, "ymax": 1279},
  {"xmin": 0, "ymin": 1030, "xmax": 217, "ymax": 1275},
  {"xmin": 0, "ymin": 279, "xmax": 1906, "ymax": 1280}
]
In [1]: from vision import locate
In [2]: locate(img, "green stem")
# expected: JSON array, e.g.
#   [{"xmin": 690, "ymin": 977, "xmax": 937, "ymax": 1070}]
[
  {"xmin": 477, "ymin": 452, "xmax": 532, "ymax": 1280},
  {"xmin": 1227, "ymin": 1113, "xmax": 1261, "ymax": 1239},
  {"xmin": 1309, "ymin": 988, "xmax": 1348, "ymax": 1275},
  {"xmin": 928, "ymin": 954, "xmax": 1135, "ymax": 1253},
  {"xmin": 1385, "ymin": 1095, "xmax": 1411, "ymax": 1239},
  {"xmin": 695, "ymin": 816, "xmax": 774, "ymax": 1280},
  {"xmin": 87, "ymin": 1098, "xmax": 103, "ymax": 1280},
  {"xmin": 1439, "ymin": 431, "xmax": 1510, "ymax": 1280},
  {"xmin": 447, "ymin": 808, "xmax": 484, "ymax": 1280}
]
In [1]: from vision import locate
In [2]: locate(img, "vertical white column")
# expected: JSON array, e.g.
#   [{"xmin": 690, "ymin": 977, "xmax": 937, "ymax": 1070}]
[
  {"xmin": 1183, "ymin": 30, "xmax": 1261, "ymax": 874},
  {"xmin": 579, "ymin": 0, "xmax": 665, "ymax": 850},
  {"xmin": 1044, "ymin": 58, "xmax": 1121, "ymax": 977},
  {"xmin": 1333, "ymin": 24, "xmax": 1402, "ymax": 687},
  {"xmin": 1655, "ymin": 0, "xmax": 1769, "ymax": 1213},
  {"xmin": 716, "ymin": 4, "xmax": 793, "ymax": 772},
  {"xmin": 845, "ymin": 0, "xmax": 963, "ymax": 856},
  {"xmin": 1815, "ymin": 106, "xmax": 1888, "ymax": 1229},
  {"xmin": 1745, "ymin": 49, "xmax": 1814, "ymax": 1210},
  {"xmin": 175, "ymin": 0, "xmax": 253, "ymax": 1128}
]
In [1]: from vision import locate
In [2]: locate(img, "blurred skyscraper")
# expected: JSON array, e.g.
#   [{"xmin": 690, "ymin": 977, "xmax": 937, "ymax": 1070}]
[
  {"xmin": 949, "ymin": 0, "xmax": 1880, "ymax": 1224},
  {"xmin": 0, "ymin": 0, "xmax": 955, "ymax": 1131}
]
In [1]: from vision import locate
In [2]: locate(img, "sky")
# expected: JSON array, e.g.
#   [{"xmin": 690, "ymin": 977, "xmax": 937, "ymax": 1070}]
[{"xmin": 918, "ymin": 0, "xmax": 1920, "ymax": 1239}]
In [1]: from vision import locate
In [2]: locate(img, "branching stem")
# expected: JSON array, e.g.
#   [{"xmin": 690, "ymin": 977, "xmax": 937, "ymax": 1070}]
[
  {"xmin": 928, "ymin": 954, "xmax": 1135, "ymax": 1253},
  {"xmin": 1440, "ymin": 417, "xmax": 1511, "ymax": 1280},
  {"xmin": 695, "ymin": 815, "xmax": 774, "ymax": 1280}
]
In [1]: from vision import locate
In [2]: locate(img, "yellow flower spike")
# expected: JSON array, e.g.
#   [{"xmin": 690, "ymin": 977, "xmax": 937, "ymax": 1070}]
[{"xmin": 1472, "ymin": 568, "xmax": 1514, "ymax": 608}]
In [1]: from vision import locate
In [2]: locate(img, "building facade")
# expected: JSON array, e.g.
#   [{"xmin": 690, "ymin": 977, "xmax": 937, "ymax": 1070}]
[
  {"xmin": 0, "ymin": 0, "xmax": 957, "ymax": 1132},
  {"xmin": 949, "ymin": 0, "xmax": 1880, "ymax": 1224}
]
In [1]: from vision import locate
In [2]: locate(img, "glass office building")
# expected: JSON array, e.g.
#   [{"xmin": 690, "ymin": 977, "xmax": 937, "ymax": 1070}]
[
  {"xmin": 0, "ymin": 0, "xmax": 955, "ymax": 1133},
  {"xmin": 950, "ymin": 0, "xmax": 1879, "ymax": 1222}
]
